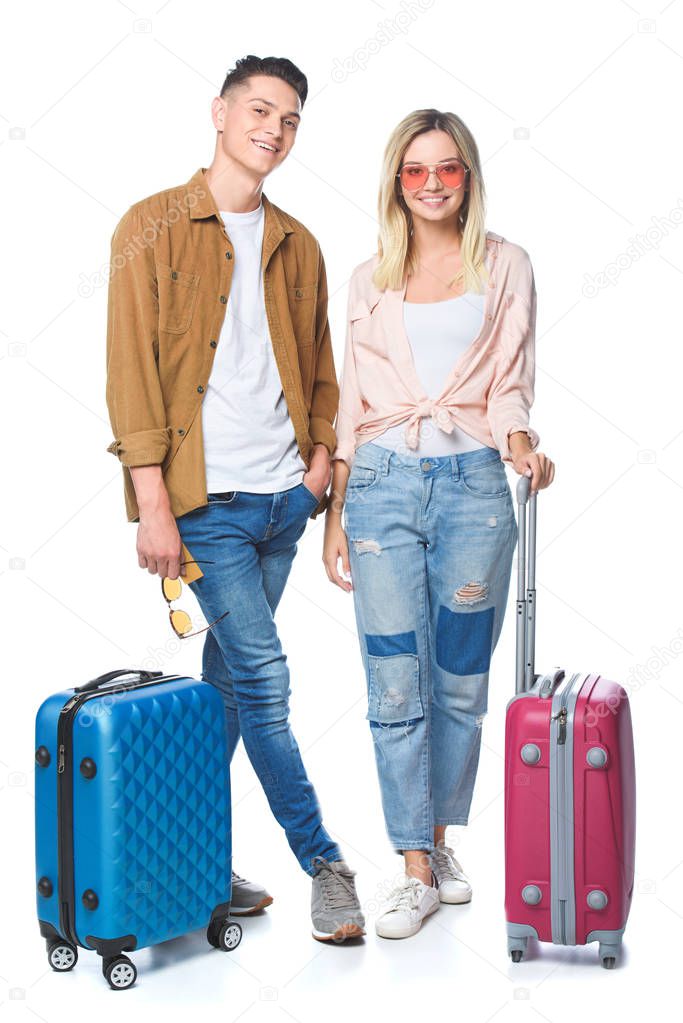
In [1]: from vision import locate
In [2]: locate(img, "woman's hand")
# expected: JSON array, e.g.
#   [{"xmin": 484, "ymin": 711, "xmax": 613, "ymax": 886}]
[
  {"xmin": 323, "ymin": 513, "xmax": 353, "ymax": 592},
  {"xmin": 511, "ymin": 450, "xmax": 555, "ymax": 496}
]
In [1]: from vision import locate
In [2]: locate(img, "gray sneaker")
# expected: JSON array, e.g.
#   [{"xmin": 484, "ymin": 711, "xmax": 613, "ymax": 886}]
[
  {"xmin": 310, "ymin": 855, "xmax": 366, "ymax": 942},
  {"xmin": 229, "ymin": 869, "xmax": 273, "ymax": 915}
]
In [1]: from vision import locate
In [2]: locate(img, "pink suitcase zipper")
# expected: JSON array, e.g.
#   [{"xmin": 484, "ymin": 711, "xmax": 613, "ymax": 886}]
[{"xmin": 504, "ymin": 476, "xmax": 636, "ymax": 968}]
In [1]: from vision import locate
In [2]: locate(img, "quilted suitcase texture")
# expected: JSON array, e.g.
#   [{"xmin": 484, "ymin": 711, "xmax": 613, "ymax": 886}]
[
  {"xmin": 35, "ymin": 669, "xmax": 242, "ymax": 988},
  {"xmin": 503, "ymin": 477, "xmax": 636, "ymax": 968}
]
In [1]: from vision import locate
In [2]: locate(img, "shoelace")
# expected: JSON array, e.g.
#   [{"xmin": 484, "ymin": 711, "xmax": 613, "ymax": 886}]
[
  {"xmin": 231, "ymin": 870, "xmax": 247, "ymax": 884},
  {"xmin": 431, "ymin": 845, "xmax": 467, "ymax": 881},
  {"xmin": 386, "ymin": 877, "xmax": 422, "ymax": 913},
  {"xmin": 312, "ymin": 856, "xmax": 358, "ymax": 909}
]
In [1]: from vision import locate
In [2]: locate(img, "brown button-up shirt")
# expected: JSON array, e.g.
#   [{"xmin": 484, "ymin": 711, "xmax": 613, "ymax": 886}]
[{"xmin": 105, "ymin": 166, "xmax": 339, "ymax": 523}]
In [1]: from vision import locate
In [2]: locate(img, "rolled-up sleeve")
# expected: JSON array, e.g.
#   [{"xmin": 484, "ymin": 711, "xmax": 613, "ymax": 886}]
[
  {"xmin": 307, "ymin": 246, "xmax": 339, "ymax": 456},
  {"xmin": 105, "ymin": 206, "xmax": 172, "ymax": 467},
  {"xmin": 332, "ymin": 279, "xmax": 364, "ymax": 470},
  {"xmin": 487, "ymin": 254, "xmax": 540, "ymax": 464}
]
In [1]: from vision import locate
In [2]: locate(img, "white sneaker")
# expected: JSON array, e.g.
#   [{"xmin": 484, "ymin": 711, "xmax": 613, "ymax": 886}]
[
  {"xmin": 429, "ymin": 841, "xmax": 472, "ymax": 904},
  {"xmin": 375, "ymin": 873, "xmax": 440, "ymax": 939}
]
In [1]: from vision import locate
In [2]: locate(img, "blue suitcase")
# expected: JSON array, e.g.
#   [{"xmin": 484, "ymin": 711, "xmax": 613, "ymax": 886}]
[{"xmin": 35, "ymin": 668, "xmax": 241, "ymax": 989}]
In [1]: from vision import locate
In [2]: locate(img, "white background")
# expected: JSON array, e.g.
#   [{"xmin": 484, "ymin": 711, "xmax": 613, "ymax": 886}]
[{"xmin": 2, "ymin": 0, "xmax": 680, "ymax": 1017}]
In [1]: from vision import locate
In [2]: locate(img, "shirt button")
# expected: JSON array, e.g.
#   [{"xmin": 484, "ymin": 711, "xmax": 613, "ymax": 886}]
[
  {"xmin": 177, "ymin": 428, "xmax": 185, "ymax": 435},
  {"xmin": 197, "ymin": 385, "xmax": 204, "ymax": 393},
  {"xmin": 220, "ymin": 295, "xmax": 228, "ymax": 304},
  {"xmin": 225, "ymin": 251, "xmax": 233, "ymax": 259},
  {"xmin": 487, "ymin": 314, "xmax": 493, "ymax": 319},
  {"xmin": 209, "ymin": 339, "xmax": 217, "ymax": 348},
  {"xmin": 171, "ymin": 270, "xmax": 178, "ymax": 280},
  {"xmin": 295, "ymin": 288, "xmax": 303, "ymax": 298}
]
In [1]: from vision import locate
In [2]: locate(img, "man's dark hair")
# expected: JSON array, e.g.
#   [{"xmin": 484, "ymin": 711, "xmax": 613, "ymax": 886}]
[{"xmin": 219, "ymin": 55, "xmax": 308, "ymax": 108}]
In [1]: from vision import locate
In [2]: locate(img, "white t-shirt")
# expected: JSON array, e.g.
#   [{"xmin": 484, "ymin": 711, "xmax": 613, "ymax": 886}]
[
  {"xmin": 373, "ymin": 293, "xmax": 488, "ymax": 457},
  {"xmin": 201, "ymin": 202, "xmax": 308, "ymax": 493}
]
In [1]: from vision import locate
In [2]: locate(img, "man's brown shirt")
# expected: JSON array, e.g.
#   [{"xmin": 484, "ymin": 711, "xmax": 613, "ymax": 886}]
[{"xmin": 105, "ymin": 166, "xmax": 339, "ymax": 522}]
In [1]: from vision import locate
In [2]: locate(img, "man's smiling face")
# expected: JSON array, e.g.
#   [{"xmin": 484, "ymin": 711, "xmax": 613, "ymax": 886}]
[{"xmin": 218, "ymin": 74, "xmax": 301, "ymax": 178}]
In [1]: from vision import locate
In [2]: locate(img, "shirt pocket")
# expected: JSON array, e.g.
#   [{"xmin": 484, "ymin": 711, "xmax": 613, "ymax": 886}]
[
  {"xmin": 157, "ymin": 262, "xmax": 200, "ymax": 334},
  {"xmin": 287, "ymin": 283, "xmax": 317, "ymax": 347},
  {"xmin": 350, "ymin": 296, "xmax": 384, "ymax": 354}
]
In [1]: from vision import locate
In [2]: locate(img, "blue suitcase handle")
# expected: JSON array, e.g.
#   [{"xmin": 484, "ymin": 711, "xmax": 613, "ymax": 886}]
[{"xmin": 74, "ymin": 668, "xmax": 163, "ymax": 694}]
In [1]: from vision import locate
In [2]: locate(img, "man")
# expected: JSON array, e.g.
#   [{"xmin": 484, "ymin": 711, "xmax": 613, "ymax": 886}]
[{"xmin": 105, "ymin": 54, "xmax": 365, "ymax": 942}]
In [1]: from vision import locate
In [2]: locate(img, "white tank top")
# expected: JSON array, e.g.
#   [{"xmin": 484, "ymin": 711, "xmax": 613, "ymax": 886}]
[{"xmin": 373, "ymin": 293, "xmax": 488, "ymax": 457}]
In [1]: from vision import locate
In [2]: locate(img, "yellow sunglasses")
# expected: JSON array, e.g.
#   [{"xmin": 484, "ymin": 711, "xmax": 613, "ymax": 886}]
[{"xmin": 161, "ymin": 561, "xmax": 230, "ymax": 639}]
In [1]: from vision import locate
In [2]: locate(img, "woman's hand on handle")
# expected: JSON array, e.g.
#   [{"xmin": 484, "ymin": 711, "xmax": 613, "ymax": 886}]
[
  {"xmin": 508, "ymin": 431, "xmax": 554, "ymax": 495},
  {"xmin": 511, "ymin": 450, "xmax": 555, "ymax": 496}
]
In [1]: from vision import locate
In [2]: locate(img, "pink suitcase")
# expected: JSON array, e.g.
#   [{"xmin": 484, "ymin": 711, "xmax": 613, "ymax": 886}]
[{"xmin": 504, "ymin": 476, "xmax": 636, "ymax": 968}]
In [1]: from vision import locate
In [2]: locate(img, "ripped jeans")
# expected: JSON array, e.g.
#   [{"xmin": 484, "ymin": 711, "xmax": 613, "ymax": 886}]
[{"xmin": 344, "ymin": 441, "xmax": 517, "ymax": 853}]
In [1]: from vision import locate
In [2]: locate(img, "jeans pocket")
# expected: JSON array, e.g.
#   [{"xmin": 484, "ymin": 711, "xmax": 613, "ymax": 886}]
[
  {"xmin": 208, "ymin": 491, "xmax": 238, "ymax": 505},
  {"xmin": 367, "ymin": 653, "xmax": 423, "ymax": 724},
  {"xmin": 460, "ymin": 459, "xmax": 509, "ymax": 498},
  {"xmin": 300, "ymin": 482, "xmax": 321, "ymax": 505},
  {"xmin": 348, "ymin": 463, "xmax": 379, "ymax": 491}
]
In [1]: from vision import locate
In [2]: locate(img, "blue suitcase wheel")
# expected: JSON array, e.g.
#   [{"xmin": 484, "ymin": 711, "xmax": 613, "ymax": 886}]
[
  {"xmin": 47, "ymin": 939, "xmax": 78, "ymax": 972},
  {"xmin": 219, "ymin": 921, "xmax": 242, "ymax": 951},
  {"xmin": 207, "ymin": 918, "xmax": 242, "ymax": 951},
  {"xmin": 102, "ymin": 955, "xmax": 137, "ymax": 990}
]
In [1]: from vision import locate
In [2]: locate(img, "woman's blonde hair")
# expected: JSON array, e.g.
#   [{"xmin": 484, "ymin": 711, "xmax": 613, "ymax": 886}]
[{"xmin": 373, "ymin": 109, "xmax": 488, "ymax": 294}]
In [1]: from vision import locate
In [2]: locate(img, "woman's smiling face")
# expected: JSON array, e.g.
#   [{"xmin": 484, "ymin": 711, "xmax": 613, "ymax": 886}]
[{"xmin": 398, "ymin": 129, "xmax": 468, "ymax": 225}]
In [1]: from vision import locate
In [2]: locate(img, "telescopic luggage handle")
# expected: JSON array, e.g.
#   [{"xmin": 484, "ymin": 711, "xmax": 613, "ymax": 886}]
[
  {"xmin": 515, "ymin": 476, "xmax": 566, "ymax": 698},
  {"xmin": 515, "ymin": 475, "xmax": 537, "ymax": 694},
  {"xmin": 74, "ymin": 668, "xmax": 163, "ymax": 695}
]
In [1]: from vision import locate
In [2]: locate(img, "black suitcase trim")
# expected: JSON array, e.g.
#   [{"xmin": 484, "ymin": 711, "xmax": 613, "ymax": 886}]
[
  {"xmin": 56, "ymin": 671, "xmax": 182, "ymax": 951},
  {"xmin": 85, "ymin": 934, "xmax": 137, "ymax": 957}
]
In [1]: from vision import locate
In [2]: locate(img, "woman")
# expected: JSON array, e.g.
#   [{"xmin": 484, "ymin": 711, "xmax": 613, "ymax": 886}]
[{"xmin": 323, "ymin": 109, "xmax": 555, "ymax": 939}]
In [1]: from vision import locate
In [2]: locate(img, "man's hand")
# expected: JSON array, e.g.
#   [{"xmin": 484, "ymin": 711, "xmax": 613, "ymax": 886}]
[
  {"xmin": 136, "ymin": 510, "xmax": 183, "ymax": 579},
  {"xmin": 130, "ymin": 465, "xmax": 183, "ymax": 578},
  {"xmin": 303, "ymin": 443, "xmax": 332, "ymax": 501}
]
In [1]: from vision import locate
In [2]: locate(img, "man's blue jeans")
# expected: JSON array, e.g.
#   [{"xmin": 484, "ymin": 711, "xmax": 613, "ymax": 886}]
[
  {"xmin": 176, "ymin": 481, "xmax": 341, "ymax": 876},
  {"xmin": 344, "ymin": 442, "xmax": 518, "ymax": 854}
]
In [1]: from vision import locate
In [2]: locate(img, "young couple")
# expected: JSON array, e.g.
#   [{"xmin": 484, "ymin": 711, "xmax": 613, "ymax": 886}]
[{"xmin": 105, "ymin": 54, "xmax": 555, "ymax": 944}]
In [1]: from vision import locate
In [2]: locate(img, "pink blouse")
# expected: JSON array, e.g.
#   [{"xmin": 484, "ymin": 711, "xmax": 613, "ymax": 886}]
[{"xmin": 332, "ymin": 230, "xmax": 541, "ymax": 468}]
